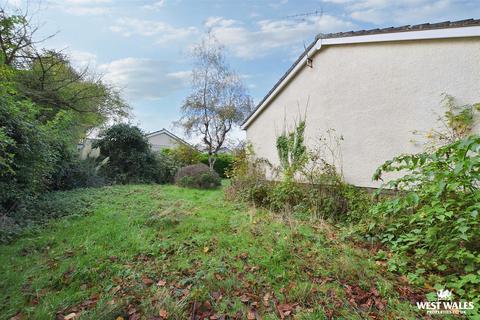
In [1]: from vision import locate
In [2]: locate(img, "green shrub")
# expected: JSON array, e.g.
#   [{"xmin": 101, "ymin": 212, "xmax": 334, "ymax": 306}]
[
  {"xmin": 162, "ymin": 144, "xmax": 201, "ymax": 167},
  {"xmin": 94, "ymin": 124, "xmax": 160, "ymax": 184},
  {"xmin": 226, "ymin": 144, "xmax": 369, "ymax": 220},
  {"xmin": 200, "ymin": 152, "xmax": 233, "ymax": 178},
  {"xmin": 162, "ymin": 145, "xmax": 233, "ymax": 178},
  {"xmin": 174, "ymin": 164, "xmax": 221, "ymax": 189},
  {"xmin": 369, "ymin": 135, "xmax": 480, "ymax": 300},
  {"xmin": 0, "ymin": 85, "xmax": 54, "ymax": 211},
  {"xmin": 50, "ymin": 156, "xmax": 105, "ymax": 190},
  {"xmin": 154, "ymin": 152, "xmax": 179, "ymax": 184},
  {"xmin": 225, "ymin": 144, "xmax": 272, "ymax": 205}
]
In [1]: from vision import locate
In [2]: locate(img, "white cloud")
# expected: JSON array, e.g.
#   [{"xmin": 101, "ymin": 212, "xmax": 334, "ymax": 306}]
[
  {"xmin": 55, "ymin": 0, "xmax": 112, "ymax": 15},
  {"xmin": 327, "ymin": 0, "xmax": 480, "ymax": 25},
  {"xmin": 206, "ymin": 15, "xmax": 355, "ymax": 59},
  {"xmin": 63, "ymin": 6, "xmax": 110, "ymax": 15},
  {"xmin": 63, "ymin": 0, "xmax": 111, "ymax": 4},
  {"xmin": 269, "ymin": 0, "xmax": 288, "ymax": 9},
  {"xmin": 4, "ymin": 0, "xmax": 23, "ymax": 7},
  {"xmin": 110, "ymin": 18, "xmax": 198, "ymax": 43},
  {"xmin": 205, "ymin": 16, "xmax": 236, "ymax": 28},
  {"xmin": 167, "ymin": 70, "xmax": 191, "ymax": 81},
  {"xmin": 98, "ymin": 58, "xmax": 189, "ymax": 100},
  {"xmin": 142, "ymin": 0, "xmax": 165, "ymax": 10},
  {"xmin": 69, "ymin": 49, "xmax": 97, "ymax": 69}
]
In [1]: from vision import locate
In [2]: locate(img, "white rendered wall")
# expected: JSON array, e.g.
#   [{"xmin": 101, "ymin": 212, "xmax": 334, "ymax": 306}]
[
  {"xmin": 246, "ymin": 38, "xmax": 480, "ymax": 187},
  {"xmin": 147, "ymin": 133, "xmax": 181, "ymax": 152}
]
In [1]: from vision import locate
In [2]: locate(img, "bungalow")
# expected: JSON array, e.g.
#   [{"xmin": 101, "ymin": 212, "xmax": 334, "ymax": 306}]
[
  {"xmin": 242, "ymin": 19, "xmax": 480, "ymax": 188},
  {"xmin": 145, "ymin": 128, "xmax": 193, "ymax": 152}
]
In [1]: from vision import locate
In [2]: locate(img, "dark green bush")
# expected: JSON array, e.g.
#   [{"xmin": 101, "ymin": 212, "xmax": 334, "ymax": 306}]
[
  {"xmin": 0, "ymin": 87, "xmax": 54, "ymax": 212},
  {"xmin": 174, "ymin": 163, "xmax": 221, "ymax": 189},
  {"xmin": 50, "ymin": 156, "xmax": 105, "ymax": 190},
  {"xmin": 94, "ymin": 124, "xmax": 160, "ymax": 184},
  {"xmin": 200, "ymin": 153, "xmax": 233, "ymax": 178}
]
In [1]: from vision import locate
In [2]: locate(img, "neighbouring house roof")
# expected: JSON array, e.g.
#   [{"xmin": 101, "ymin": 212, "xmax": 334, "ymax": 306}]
[
  {"xmin": 145, "ymin": 128, "xmax": 193, "ymax": 148},
  {"xmin": 241, "ymin": 19, "xmax": 480, "ymax": 130}
]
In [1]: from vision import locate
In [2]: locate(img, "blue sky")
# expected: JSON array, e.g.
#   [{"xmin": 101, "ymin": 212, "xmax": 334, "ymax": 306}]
[{"xmin": 5, "ymin": 0, "xmax": 480, "ymax": 141}]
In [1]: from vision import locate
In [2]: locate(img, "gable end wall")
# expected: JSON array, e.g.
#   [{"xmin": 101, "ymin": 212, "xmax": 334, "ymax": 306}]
[{"xmin": 246, "ymin": 38, "xmax": 480, "ymax": 187}]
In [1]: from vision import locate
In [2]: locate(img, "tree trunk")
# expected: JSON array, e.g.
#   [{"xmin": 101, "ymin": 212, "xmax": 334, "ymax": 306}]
[{"xmin": 208, "ymin": 153, "xmax": 216, "ymax": 170}]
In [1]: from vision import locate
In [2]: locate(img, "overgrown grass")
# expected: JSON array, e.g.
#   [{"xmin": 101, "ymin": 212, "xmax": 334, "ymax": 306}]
[{"xmin": 1, "ymin": 184, "xmax": 425, "ymax": 319}]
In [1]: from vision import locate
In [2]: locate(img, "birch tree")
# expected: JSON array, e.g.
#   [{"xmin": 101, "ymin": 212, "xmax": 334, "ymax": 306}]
[{"xmin": 178, "ymin": 34, "xmax": 252, "ymax": 168}]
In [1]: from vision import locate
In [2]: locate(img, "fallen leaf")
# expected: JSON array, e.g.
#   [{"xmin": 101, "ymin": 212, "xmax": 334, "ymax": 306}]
[
  {"xmin": 157, "ymin": 279, "xmax": 167, "ymax": 287},
  {"xmin": 10, "ymin": 313, "xmax": 24, "ymax": 320},
  {"xmin": 277, "ymin": 303, "xmax": 298, "ymax": 319},
  {"xmin": 159, "ymin": 309, "xmax": 169, "ymax": 318},
  {"xmin": 375, "ymin": 260, "xmax": 387, "ymax": 267},
  {"xmin": 62, "ymin": 266, "xmax": 75, "ymax": 281},
  {"xmin": 142, "ymin": 277, "xmax": 154, "ymax": 286},
  {"xmin": 203, "ymin": 301, "xmax": 212, "ymax": 310},
  {"xmin": 111, "ymin": 285, "xmax": 121, "ymax": 294},
  {"xmin": 263, "ymin": 293, "xmax": 270, "ymax": 307},
  {"xmin": 129, "ymin": 314, "xmax": 141, "ymax": 320},
  {"xmin": 63, "ymin": 313, "xmax": 76, "ymax": 320},
  {"xmin": 211, "ymin": 291, "xmax": 222, "ymax": 301}
]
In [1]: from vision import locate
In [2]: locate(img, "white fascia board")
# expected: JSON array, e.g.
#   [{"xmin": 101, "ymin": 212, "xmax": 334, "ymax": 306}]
[
  {"xmin": 241, "ymin": 26, "xmax": 480, "ymax": 130},
  {"xmin": 241, "ymin": 43, "xmax": 318, "ymax": 130},
  {"xmin": 145, "ymin": 129, "xmax": 167, "ymax": 138},
  {"xmin": 321, "ymin": 26, "xmax": 480, "ymax": 45},
  {"xmin": 147, "ymin": 130, "xmax": 179, "ymax": 142}
]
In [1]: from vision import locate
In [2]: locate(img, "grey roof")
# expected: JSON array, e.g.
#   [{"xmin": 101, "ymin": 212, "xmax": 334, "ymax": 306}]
[
  {"xmin": 317, "ymin": 19, "xmax": 480, "ymax": 39},
  {"xmin": 242, "ymin": 19, "xmax": 480, "ymax": 128}
]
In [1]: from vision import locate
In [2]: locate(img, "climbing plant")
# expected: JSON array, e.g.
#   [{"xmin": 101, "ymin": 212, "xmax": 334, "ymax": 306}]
[
  {"xmin": 412, "ymin": 94, "xmax": 480, "ymax": 151},
  {"xmin": 276, "ymin": 119, "xmax": 307, "ymax": 179}
]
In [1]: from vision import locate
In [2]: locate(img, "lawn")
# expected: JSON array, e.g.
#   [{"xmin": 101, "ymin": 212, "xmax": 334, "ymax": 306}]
[{"xmin": 0, "ymin": 184, "xmax": 423, "ymax": 319}]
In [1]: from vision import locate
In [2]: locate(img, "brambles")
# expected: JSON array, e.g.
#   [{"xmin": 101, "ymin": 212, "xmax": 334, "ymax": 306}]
[{"xmin": 370, "ymin": 135, "xmax": 480, "ymax": 300}]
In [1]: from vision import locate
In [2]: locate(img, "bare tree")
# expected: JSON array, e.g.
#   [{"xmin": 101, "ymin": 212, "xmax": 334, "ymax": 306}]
[
  {"xmin": 178, "ymin": 33, "xmax": 252, "ymax": 168},
  {"xmin": 0, "ymin": 4, "xmax": 55, "ymax": 68}
]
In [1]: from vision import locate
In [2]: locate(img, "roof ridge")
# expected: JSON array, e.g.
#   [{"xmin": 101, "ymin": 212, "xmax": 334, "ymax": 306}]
[{"xmin": 316, "ymin": 19, "xmax": 480, "ymax": 40}]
